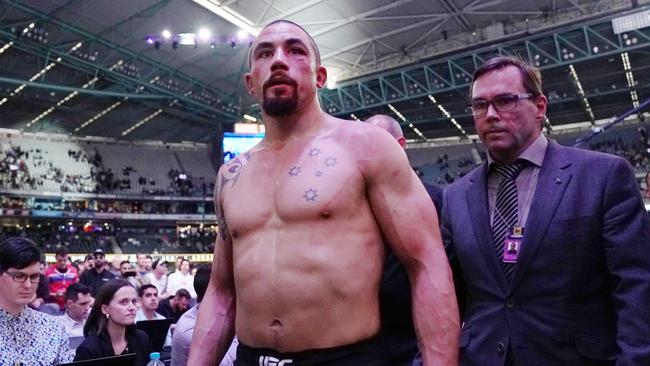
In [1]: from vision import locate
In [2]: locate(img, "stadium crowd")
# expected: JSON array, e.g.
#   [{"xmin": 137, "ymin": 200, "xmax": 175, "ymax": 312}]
[
  {"xmin": 0, "ymin": 238, "xmax": 222, "ymax": 365},
  {"xmin": 0, "ymin": 144, "xmax": 214, "ymax": 197}
]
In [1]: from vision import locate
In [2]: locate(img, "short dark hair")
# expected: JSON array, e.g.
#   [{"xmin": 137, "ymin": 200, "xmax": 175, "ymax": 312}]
[
  {"xmin": 146, "ymin": 255, "xmax": 152, "ymax": 260},
  {"xmin": 174, "ymin": 288, "xmax": 191, "ymax": 300},
  {"xmin": 120, "ymin": 260, "xmax": 130, "ymax": 267},
  {"xmin": 65, "ymin": 283, "xmax": 92, "ymax": 302},
  {"xmin": 0, "ymin": 237, "xmax": 42, "ymax": 273},
  {"xmin": 138, "ymin": 284, "xmax": 158, "ymax": 297},
  {"xmin": 248, "ymin": 20, "xmax": 321, "ymax": 68},
  {"xmin": 471, "ymin": 56, "xmax": 543, "ymax": 98},
  {"xmin": 194, "ymin": 265, "xmax": 212, "ymax": 303},
  {"xmin": 84, "ymin": 279, "xmax": 135, "ymax": 337},
  {"xmin": 55, "ymin": 248, "xmax": 68, "ymax": 258}
]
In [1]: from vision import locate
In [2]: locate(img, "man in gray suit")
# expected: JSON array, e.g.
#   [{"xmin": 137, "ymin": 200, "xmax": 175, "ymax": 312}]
[{"xmin": 442, "ymin": 56, "xmax": 650, "ymax": 365}]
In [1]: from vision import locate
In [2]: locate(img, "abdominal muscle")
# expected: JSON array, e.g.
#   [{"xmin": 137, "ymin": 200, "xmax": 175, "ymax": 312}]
[{"xmin": 232, "ymin": 219, "xmax": 384, "ymax": 352}]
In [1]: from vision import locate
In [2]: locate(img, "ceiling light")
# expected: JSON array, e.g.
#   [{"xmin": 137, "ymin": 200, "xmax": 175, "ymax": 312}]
[
  {"xmin": 121, "ymin": 109, "xmax": 163, "ymax": 136},
  {"xmin": 192, "ymin": 0, "xmax": 259, "ymax": 36},
  {"xmin": 237, "ymin": 29, "xmax": 249, "ymax": 40},
  {"xmin": 178, "ymin": 33, "xmax": 196, "ymax": 45},
  {"xmin": 198, "ymin": 28, "xmax": 211, "ymax": 40},
  {"xmin": 428, "ymin": 95, "xmax": 468, "ymax": 137},
  {"xmin": 162, "ymin": 29, "xmax": 172, "ymax": 39}
]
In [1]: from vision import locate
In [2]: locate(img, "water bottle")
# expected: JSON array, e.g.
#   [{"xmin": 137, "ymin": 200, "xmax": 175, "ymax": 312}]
[{"xmin": 146, "ymin": 352, "xmax": 165, "ymax": 366}]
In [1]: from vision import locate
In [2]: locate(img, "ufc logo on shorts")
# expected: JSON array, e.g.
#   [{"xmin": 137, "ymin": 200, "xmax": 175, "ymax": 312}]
[{"xmin": 259, "ymin": 355, "xmax": 293, "ymax": 366}]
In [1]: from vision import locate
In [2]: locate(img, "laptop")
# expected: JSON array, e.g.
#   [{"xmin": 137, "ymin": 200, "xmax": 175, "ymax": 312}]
[
  {"xmin": 57, "ymin": 354, "xmax": 136, "ymax": 366},
  {"xmin": 136, "ymin": 318, "xmax": 174, "ymax": 351}
]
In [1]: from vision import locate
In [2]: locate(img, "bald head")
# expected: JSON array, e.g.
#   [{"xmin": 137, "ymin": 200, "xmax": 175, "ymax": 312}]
[
  {"xmin": 366, "ymin": 115, "xmax": 406, "ymax": 148},
  {"xmin": 248, "ymin": 20, "xmax": 321, "ymax": 68}
]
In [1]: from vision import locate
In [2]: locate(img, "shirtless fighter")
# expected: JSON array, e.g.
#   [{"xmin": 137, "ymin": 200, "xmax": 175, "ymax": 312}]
[{"xmin": 188, "ymin": 20, "xmax": 459, "ymax": 366}]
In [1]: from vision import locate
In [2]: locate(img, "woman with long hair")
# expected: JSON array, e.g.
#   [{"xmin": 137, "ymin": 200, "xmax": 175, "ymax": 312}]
[{"xmin": 74, "ymin": 279, "xmax": 151, "ymax": 365}]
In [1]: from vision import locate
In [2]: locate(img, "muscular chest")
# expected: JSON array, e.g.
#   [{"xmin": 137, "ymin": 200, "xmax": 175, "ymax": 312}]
[{"xmin": 221, "ymin": 143, "xmax": 364, "ymax": 233}]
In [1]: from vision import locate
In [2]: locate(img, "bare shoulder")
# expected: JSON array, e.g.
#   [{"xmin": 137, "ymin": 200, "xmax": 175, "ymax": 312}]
[
  {"xmin": 216, "ymin": 144, "xmax": 263, "ymax": 190},
  {"xmin": 213, "ymin": 144, "xmax": 262, "ymax": 211},
  {"xmin": 325, "ymin": 115, "xmax": 399, "ymax": 156}
]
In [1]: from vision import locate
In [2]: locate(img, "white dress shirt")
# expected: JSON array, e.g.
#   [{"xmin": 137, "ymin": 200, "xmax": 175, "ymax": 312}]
[{"xmin": 58, "ymin": 311, "xmax": 87, "ymax": 338}]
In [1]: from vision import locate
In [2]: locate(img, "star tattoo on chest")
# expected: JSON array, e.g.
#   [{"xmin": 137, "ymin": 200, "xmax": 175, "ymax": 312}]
[
  {"xmin": 303, "ymin": 188, "xmax": 318, "ymax": 202},
  {"xmin": 288, "ymin": 166, "xmax": 302, "ymax": 177},
  {"xmin": 324, "ymin": 156, "xmax": 338, "ymax": 167},
  {"xmin": 308, "ymin": 148, "xmax": 321, "ymax": 157}
]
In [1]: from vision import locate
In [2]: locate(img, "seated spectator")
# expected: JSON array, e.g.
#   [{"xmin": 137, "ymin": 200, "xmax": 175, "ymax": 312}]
[
  {"xmin": 29, "ymin": 259, "xmax": 61, "ymax": 315},
  {"xmin": 109, "ymin": 256, "xmax": 124, "ymax": 277},
  {"xmin": 59, "ymin": 283, "xmax": 93, "ymax": 337},
  {"xmin": 78, "ymin": 254, "xmax": 95, "ymax": 277},
  {"xmin": 135, "ymin": 253, "xmax": 149, "ymax": 278},
  {"xmin": 143, "ymin": 259, "xmax": 168, "ymax": 299},
  {"xmin": 145, "ymin": 256, "xmax": 153, "ymax": 272},
  {"xmin": 168, "ymin": 256, "xmax": 183, "ymax": 276},
  {"xmin": 135, "ymin": 285, "xmax": 165, "ymax": 322},
  {"xmin": 79, "ymin": 249, "xmax": 116, "ymax": 296},
  {"xmin": 74, "ymin": 279, "xmax": 151, "ymax": 366},
  {"xmin": 167, "ymin": 259, "xmax": 196, "ymax": 299},
  {"xmin": 0, "ymin": 237, "xmax": 73, "ymax": 365},
  {"xmin": 46, "ymin": 248, "xmax": 79, "ymax": 311},
  {"xmin": 156, "ymin": 289, "xmax": 191, "ymax": 323},
  {"xmin": 120, "ymin": 261, "xmax": 142, "ymax": 289},
  {"xmin": 136, "ymin": 284, "xmax": 171, "ymax": 347},
  {"xmin": 171, "ymin": 265, "xmax": 238, "ymax": 366}
]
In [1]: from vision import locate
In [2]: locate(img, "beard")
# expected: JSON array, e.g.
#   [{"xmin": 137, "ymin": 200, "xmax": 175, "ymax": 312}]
[{"xmin": 262, "ymin": 75, "xmax": 299, "ymax": 118}]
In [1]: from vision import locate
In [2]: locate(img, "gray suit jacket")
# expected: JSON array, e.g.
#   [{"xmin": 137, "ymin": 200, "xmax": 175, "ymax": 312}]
[{"xmin": 442, "ymin": 141, "xmax": 650, "ymax": 366}]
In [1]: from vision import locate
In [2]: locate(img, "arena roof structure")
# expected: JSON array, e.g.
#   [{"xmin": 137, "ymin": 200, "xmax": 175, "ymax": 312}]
[{"xmin": 1, "ymin": 0, "xmax": 649, "ymax": 142}]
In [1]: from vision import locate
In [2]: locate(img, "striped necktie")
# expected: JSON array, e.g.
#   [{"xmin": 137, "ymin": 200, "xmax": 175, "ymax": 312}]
[{"xmin": 492, "ymin": 161, "xmax": 526, "ymax": 283}]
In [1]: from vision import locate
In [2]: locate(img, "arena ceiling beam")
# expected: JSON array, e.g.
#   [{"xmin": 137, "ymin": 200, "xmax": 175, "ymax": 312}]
[
  {"xmin": 0, "ymin": 0, "xmax": 241, "ymax": 123},
  {"xmin": 320, "ymin": 8, "xmax": 650, "ymax": 119},
  {"xmin": 0, "ymin": 76, "xmax": 171, "ymax": 100}
]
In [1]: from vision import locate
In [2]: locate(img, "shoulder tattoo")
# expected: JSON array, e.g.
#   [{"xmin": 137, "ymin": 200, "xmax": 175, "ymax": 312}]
[{"xmin": 214, "ymin": 151, "xmax": 254, "ymax": 240}]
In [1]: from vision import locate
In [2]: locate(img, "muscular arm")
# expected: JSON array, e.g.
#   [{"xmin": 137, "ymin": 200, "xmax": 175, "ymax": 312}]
[
  {"xmin": 361, "ymin": 126, "xmax": 459, "ymax": 366},
  {"xmin": 187, "ymin": 166, "xmax": 237, "ymax": 365}
]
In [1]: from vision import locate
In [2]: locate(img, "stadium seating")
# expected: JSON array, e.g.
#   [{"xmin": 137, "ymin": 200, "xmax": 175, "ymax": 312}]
[{"xmin": 0, "ymin": 132, "xmax": 216, "ymax": 196}]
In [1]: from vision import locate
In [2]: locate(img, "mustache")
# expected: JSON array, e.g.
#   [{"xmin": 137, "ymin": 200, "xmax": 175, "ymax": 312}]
[{"xmin": 263, "ymin": 73, "xmax": 297, "ymax": 91}]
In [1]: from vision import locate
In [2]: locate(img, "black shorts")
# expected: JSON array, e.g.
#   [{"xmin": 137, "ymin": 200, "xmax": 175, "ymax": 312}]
[{"xmin": 234, "ymin": 337, "xmax": 383, "ymax": 366}]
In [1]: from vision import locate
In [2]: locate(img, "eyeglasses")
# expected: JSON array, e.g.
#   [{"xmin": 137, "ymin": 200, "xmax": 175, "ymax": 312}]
[
  {"xmin": 468, "ymin": 93, "xmax": 533, "ymax": 116},
  {"xmin": 3, "ymin": 271, "xmax": 41, "ymax": 283}
]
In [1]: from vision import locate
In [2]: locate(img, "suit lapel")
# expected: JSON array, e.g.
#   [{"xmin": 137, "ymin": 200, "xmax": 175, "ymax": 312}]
[
  {"xmin": 509, "ymin": 142, "xmax": 572, "ymax": 293},
  {"xmin": 466, "ymin": 162, "xmax": 507, "ymax": 292}
]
